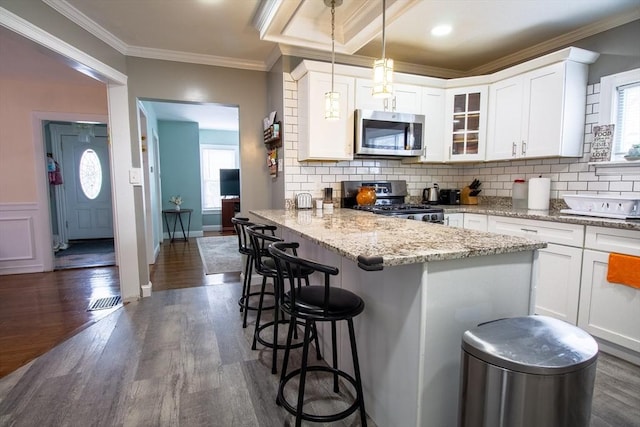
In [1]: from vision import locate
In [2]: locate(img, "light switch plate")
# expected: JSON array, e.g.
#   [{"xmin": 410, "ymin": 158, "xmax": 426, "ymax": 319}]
[{"xmin": 129, "ymin": 168, "xmax": 142, "ymax": 185}]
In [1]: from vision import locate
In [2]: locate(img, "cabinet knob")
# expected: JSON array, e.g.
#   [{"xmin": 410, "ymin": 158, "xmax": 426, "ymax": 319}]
[
  {"xmin": 512, "ymin": 142, "xmax": 517, "ymax": 156},
  {"xmin": 521, "ymin": 141, "xmax": 527, "ymax": 155}
]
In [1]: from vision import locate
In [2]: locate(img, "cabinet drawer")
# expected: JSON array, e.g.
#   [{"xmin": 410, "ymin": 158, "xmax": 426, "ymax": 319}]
[
  {"xmin": 488, "ymin": 216, "xmax": 584, "ymax": 247},
  {"xmin": 584, "ymin": 226, "xmax": 640, "ymax": 256},
  {"xmin": 463, "ymin": 214, "xmax": 488, "ymax": 231}
]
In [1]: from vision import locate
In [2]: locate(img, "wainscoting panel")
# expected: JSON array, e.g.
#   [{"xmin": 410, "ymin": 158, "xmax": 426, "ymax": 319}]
[
  {"xmin": 0, "ymin": 216, "xmax": 34, "ymax": 260},
  {"xmin": 0, "ymin": 203, "xmax": 45, "ymax": 274}
]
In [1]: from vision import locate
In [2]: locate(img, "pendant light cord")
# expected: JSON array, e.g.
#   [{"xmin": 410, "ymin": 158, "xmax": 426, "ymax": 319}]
[
  {"xmin": 330, "ymin": 0, "xmax": 336, "ymax": 92},
  {"xmin": 381, "ymin": 0, "xmax": 386, "ymax": 59}
]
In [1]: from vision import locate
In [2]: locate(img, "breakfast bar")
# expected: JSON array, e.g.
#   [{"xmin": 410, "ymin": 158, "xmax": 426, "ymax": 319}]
[{"xmin": 250, "ymin": 208, "xmax": 546, "ymax": 427}]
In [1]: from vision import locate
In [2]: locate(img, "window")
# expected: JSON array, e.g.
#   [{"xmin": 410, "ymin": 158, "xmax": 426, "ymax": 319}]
[
  {"xmin": 200, "ymin": 145, "xmax": 239, "ymax": 210},
  {"xmin": 600, "ymin": 68, "xmax": 640, "ymax": 160},
  {"xmin": 79, "ymin": 149, "xmax": 102, "ymax": 199}
]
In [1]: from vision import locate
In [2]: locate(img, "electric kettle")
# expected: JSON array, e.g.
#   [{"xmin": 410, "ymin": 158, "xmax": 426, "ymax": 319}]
[{"xmin": 423, "ymin": 184, "xmax": 440, "ymax": 204}]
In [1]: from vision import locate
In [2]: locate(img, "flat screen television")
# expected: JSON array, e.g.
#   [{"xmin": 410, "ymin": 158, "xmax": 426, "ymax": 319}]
[{"xmin": 220, "ymin": 168, "xmax": 240, "ymax": 197}]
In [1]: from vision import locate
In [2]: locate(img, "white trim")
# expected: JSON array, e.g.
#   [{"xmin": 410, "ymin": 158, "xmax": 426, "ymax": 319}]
[
  {"xmin": 4, "ymin": 10, "xmax": 146, "ymax": 299},
  {"xmin": 599, "ymin": 67, "xmax": 640, "ymax": 165},
  {"xmin": 32, "ymin": 112, "xmax": 109, "ymax": 272},
  {"xmin": 141, "ymin": 281, "xmax": 152, "ymax": 298},
  {"xmin": 126, "ymin": 46, "xmax": 269, "ymax": 72},
  {"xmin": 599, "ymin": 68, "xmax": 640, "ymax": 125},
  {"xmin": 41, "ymin": 0, "xmax": 270, "ymax": 72},
  {"xmin": 469, "ymin": 9, "xmax": 640, "ymax": 76},
  {"xmin": 592, "ymin": 160, "xmax": 640, "ymax": 176},
  {"xmin": 0, "ymin": 6, "xmax": 127, "ymax": 84},
  {"xmin": 42, "ymin": 0, "xmax": 129, "ymax": 54},
  {"xmin": 202, "ymin": 225, "xmax": 222, "ymax": 232}
]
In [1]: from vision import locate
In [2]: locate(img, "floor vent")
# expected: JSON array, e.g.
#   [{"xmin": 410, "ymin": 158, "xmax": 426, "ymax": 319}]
[{"xmin": 87, "ymin": 296, "xmax": 122, "ymax": 311}]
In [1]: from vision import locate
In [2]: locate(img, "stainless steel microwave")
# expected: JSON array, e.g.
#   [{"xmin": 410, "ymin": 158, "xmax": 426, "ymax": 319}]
[{"xmin": 355, "ymin": 109, "xmax": 425, "ymax": 157}]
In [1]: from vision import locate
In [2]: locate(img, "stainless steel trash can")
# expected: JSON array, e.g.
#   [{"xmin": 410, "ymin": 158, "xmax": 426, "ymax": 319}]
[{"xmin": 458, "ymin": 315, "xmax": 598, "ymax": 427}]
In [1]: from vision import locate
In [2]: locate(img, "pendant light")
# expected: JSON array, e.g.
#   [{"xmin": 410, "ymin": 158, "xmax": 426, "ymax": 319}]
[
  {"xmin": 324, "ymin": 0, "xmax": 342, "ymax": 120},
  {"xmin": 372, "ymin": 0, "xmax": 393, "ymax": 98}
]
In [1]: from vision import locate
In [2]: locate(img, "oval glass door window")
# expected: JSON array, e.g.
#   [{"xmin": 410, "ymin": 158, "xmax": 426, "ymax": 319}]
[{"xmin": 79, "ymin": 149, "xmax": 102, "ymax": 200}]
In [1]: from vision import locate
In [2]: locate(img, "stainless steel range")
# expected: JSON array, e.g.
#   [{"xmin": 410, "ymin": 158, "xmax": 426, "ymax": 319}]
[{"xmin": 341, "ymin": 180, "xmax": 444, "ymax": 223}]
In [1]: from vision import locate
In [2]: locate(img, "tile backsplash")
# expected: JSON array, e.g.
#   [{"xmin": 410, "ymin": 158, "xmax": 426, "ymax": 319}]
[{"xmin": 282, "ymin": 75, "xmax": 639, "ymax": 204}]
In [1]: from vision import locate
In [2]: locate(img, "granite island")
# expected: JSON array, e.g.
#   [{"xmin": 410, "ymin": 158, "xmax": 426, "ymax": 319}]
[{"xmin": 250, "ymin": 208, "xmax": 546, "ymax": 427}]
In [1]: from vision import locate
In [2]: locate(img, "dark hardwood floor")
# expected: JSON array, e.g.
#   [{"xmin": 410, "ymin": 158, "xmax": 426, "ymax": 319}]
[
  {"xmin": 0, "ymin": 231, "xmax": 233, "ymax": 378},
  {"xmin": 0, "ymin": 232, "xmax": 638, "ymax": 426}
]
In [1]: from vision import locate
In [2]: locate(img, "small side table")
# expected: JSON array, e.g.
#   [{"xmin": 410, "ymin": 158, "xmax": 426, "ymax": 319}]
[{"xmin": 162, "ymin": 208, "xmax": 193, "ymax": 242}]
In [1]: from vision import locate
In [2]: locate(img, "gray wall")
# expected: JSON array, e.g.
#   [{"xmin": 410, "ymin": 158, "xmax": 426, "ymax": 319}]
[
  {"xmin": 125, "ymin": 57, "xmax": 270, "ymax": 217},
  {"xmin": 572, "ymin": 19, "xmax": 640, "ymax": 84},
  {"xmin": 267, "ymin": 57, "xmax": 286, "ymax": 209}
]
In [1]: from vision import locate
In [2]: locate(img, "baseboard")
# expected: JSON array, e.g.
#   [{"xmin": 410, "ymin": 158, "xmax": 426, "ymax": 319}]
[
  {"xmin": 141, "ymin": 281, "xmax": 152, "ymax": 298},
  {"xmin": 162, "ymin": 230, "xmax": 204, "ymax": 240},
  {"xmin": 202, "ymin": 225, "xmax": 221, "ymax": 232},
  {"xmin": 0, "ymin": 264, "xmax": 45, "ymax": 275}
]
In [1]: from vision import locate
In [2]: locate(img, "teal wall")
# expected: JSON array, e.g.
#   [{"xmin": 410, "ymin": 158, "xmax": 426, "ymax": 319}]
[{"xmin": 158, "ymin": 120, "xmax": 202, "ymax": 233}]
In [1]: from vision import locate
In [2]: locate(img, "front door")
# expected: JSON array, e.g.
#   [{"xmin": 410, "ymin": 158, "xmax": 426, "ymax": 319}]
[{"xmin": 61, "ymin": 133, "xmax": 113, "ymax": 239}]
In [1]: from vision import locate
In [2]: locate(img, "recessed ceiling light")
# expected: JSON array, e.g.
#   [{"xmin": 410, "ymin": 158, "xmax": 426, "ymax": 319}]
[{"xmin": 431, "ymin": 25, "xmax": 452, "ymax": 37}]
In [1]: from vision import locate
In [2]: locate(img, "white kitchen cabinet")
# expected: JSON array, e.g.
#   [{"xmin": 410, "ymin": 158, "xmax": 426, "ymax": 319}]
[
  {"xmin": 486, "ymin": 61, "xmax": 588, "ymax": 161},
  {"xmin": 463, "ymin": 213, "xmax": 488, "ymax": 231},
  {"xmin": 578, "ymin": 226, "xmax": 640, "ymax": 355},
  {"xmin": 404, "ymin": 87, "xmax": 446, "ymax": 163},
  {"xmin": 488, "ymin": 216, "xmax": 585, "ymax": 324},
  {"xmin": 297, "ymin": 71, "xmax": 355, "ymax": 161},
  {"xmin": 355, "ymin": 79, "xmax": 423, "ymax": 114},
  {"xmin": 444, "ymin": 213, "xmax": 463, "ymax": 228},
  {"xmin": 445, "ymin": 86, "xmax": 488, "ymax": 162}
]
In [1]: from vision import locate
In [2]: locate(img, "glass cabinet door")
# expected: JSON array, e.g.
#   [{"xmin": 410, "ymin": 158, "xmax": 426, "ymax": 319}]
[{"xmin": 451, "ymin": 92, "xmax": 481, "ymax": 156}]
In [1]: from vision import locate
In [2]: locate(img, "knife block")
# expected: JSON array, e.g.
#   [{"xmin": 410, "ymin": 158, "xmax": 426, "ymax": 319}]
[{"xmin": 460, "ymin": 186, "xmax": 478, "ymax": 205}]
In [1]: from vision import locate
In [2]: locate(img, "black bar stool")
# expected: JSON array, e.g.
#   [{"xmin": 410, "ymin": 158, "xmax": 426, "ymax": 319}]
[
  {"xmin": 246, "ymin": 225, "xmax": 320, "ymax": 375},
  {"xmin": 231, "ymin": 217, "xmax": 274, "ymax": 328},
  {"xmin": 269, "ymin": 241, "xmax": 367, "ymax": 427}
]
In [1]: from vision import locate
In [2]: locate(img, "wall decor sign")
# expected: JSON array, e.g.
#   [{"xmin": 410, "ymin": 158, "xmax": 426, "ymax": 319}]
[{"xmin": 589, "ymin": 124, "xmax": 615, "ymax": 162}]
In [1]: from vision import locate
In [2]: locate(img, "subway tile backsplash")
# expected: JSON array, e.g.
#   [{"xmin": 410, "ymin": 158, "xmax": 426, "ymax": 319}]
[{"xmin": 283, "ymin": 75, "xmax": 638, "ymax": 204}]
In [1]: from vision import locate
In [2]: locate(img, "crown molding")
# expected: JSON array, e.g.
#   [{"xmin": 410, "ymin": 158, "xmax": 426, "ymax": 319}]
[
  {"xmin": 278, "ymin": 45, "xmax": 465, "ymax": 79},
  {"xmin": 43, "ymin": 0, "xmax": 128, "ymax": 54},
  {"xmin": 0, "ymin": 6, "xmax": 127, "ymax": 84},
  {"xmin": 126, "ymin": 46, "xmax": 269, "ymax": 72},
  {"xmin": 44, "ymin": 0, "xmax": 271, "ymax": 71},
  {"xmin": 253, "ymin": 0, "xmax": 284, "ymax": 40},
  {"xmin": 468, "ymin": 9, "xmax": 640, "ymax": 76}
]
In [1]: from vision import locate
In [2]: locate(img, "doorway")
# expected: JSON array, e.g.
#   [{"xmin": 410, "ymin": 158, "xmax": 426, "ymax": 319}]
[{"xmin": 46, "ymin": 122, "xmax": 116, "ymax": 270}]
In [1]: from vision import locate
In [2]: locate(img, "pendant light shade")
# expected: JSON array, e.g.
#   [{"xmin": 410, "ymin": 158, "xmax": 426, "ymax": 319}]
[
  {"xmin": 372, "ymin": 0, "xmax": 393, "ymax": 98},
  {"xmin": 324, "ymin": 0, "xmax": 342, "ymax": 120}
]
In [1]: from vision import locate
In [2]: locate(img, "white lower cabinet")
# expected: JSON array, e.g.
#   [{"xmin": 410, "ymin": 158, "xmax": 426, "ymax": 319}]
[
  {"xmin": 463, "ymin": 213, "xmax": 488, "ymax": 231},
  {"xmin": 578, "ymin": 227, "xmax": 640, "ymax": 354},
  {"xmin": 534, "ymin": 244, "xmax": 583, "ymax": 323},
  {"xmin": 488, "ymin": 216, "xmax": 584, "ymax": 324},
  {"xmin": 444, "ymin": 213, "xmax": 463, "ymax": 228}
]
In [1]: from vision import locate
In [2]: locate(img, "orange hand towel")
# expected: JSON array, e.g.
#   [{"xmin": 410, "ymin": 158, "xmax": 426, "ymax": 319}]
[{"xmin": 607, "ymin": 253, "xmax": 640, "ymax": 289}]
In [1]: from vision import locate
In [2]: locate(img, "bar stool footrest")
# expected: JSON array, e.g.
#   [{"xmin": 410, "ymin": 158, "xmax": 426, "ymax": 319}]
[
  {"xmin": 277, "ymin": 365, "xmax": 360, "ymax": 423},
  {"xmin": 238, "ymin": 291, "xmax": 275, "ymax": 312},
  {"xmin": 255, "ymin": 319, "xmax": 312, "ymax": 350}
]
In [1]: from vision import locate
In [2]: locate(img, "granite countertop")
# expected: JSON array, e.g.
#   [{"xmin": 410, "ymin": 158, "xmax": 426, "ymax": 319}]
[
  {"xmin": 440, "ymin": 205, "xmax": 640, "ymax": 231},
  {"xmin": 250, "ymin": 209, "xmax": 545, "ymax": 268}
]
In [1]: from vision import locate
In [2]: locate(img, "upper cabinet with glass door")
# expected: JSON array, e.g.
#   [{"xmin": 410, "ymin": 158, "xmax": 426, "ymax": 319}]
[{"xmin": 445, "ymin": 86, "xmax": 488, "ymax": 162}]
